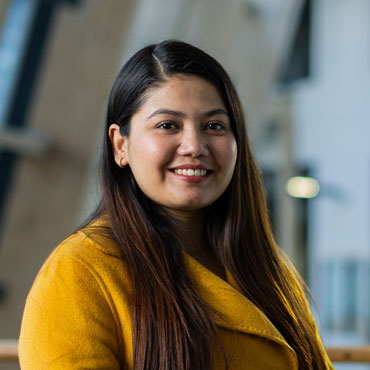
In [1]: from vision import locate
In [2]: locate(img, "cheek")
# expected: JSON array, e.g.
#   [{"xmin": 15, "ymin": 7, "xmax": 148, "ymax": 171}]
[
  {"xmin": 128, "ymin": 135, "xmax": 172, "ymax": 173},
  {"xmin": 220, "ymin": 139, "xmax": 238, "ymax": 173},
  {"xmin": 139, "ymin": 135, "xmax": 160, "ymax": 156}
]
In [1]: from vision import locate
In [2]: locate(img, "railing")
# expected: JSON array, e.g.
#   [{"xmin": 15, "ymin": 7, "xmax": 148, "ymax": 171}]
[
  {"xmin": 326, "ymin": 346, "xmax": 370, "ymax": 363},
  {"xmin": 0, "ymin": 339, "xmax": 18, "ymax": 361},
  {"xmin": 1, "ymin": 340, "xmax": 370, "ymax": 364}
]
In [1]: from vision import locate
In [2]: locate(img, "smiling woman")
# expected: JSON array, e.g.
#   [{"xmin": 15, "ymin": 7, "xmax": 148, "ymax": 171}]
[
  {"xmin": 19, "ymin": 40, "xmax": 334, "ymax": 370},
  {"xmin": 109, "ymin": 76, "xmax": 237, "ymax": 213}
]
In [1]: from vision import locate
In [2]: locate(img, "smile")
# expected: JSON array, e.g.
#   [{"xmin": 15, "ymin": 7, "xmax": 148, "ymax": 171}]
[{"xmin": 174, "ymin": 169, "xmax": 207, "ymax": 176}]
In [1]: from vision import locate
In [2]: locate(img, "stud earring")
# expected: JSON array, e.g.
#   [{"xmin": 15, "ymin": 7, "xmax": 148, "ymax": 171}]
[{"xmin": 119, "ymin": 157, "xmax": 125, "ymax": 168}]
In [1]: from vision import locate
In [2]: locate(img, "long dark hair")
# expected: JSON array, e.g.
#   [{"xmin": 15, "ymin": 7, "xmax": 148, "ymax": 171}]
[{"xmin": 92, "ymin": 40, "xmax": 328, "ymax": 369}]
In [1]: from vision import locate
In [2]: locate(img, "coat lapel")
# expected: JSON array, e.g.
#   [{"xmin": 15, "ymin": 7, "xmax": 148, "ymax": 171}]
[{"xmin": 185, "ymin": 254, "xmax": 295, "ymax": 353}]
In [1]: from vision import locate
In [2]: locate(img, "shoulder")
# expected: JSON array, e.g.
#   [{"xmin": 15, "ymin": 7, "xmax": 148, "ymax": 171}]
[
  {"xmin": 38, "ymin": 218, "xmax": 122, "ymax": 277},
  {"xmin": 52, "ymin": 218, "xmax": 122, "ymax": 261},
  {"xmin": 29, "ymin": 217, "xmax": 132, "ymax": 310},
  {"xmin": 20, "ymin": 216, "xmax": 132, "ymax": 340},
  {"xmin": 19, "ymin": 219, "xmax": 128, "ymax": 369}
]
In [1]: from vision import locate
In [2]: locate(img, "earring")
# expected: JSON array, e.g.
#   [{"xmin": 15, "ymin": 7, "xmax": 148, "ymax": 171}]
[{"xmin": 119, "ymin": 157, "xmax": 125, "ymax": 168}]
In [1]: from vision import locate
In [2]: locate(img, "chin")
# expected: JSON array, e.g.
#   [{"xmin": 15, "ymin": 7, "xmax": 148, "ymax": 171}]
[{"xmin": 167, "ymin": 201, "xmax": 212, "ymax": 212}]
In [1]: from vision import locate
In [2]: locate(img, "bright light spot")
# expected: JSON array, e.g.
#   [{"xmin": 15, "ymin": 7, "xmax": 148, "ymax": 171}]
[{"xmin": 286, "ymin": 176, "xmax": 320, "ymax": 199}]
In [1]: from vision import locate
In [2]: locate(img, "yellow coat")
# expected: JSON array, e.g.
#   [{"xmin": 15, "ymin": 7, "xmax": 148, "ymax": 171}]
[{"xmin": 19, "ymin": 223, "xmax": 333, "ymax": 369}]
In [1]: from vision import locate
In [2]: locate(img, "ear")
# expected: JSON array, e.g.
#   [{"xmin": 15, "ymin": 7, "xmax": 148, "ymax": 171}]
[{"xmin": 108, "ymin": 124, "xmax": 129, "ymax": 167}]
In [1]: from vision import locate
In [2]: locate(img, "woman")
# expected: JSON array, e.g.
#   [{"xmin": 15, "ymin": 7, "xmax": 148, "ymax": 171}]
[{"xmin": 19, "ymin": 40, "xmax": 333, "ymax": 370}]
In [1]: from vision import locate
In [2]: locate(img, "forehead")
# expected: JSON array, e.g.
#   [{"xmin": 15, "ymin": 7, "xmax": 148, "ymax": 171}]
[{"xmin": 139, "ymin": 75, "xmax": 226, "ymax": 113}]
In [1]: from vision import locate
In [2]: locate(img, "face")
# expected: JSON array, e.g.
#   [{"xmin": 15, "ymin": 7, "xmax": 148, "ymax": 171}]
[{"xmin": 109, "ymin": 75, "xmax": 237, "ymax": 216}]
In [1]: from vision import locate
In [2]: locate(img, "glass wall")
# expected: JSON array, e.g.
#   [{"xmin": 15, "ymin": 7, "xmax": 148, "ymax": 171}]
[{"xmin": 0, "ymin": 0, "xmax": 36, "ymax": 126}]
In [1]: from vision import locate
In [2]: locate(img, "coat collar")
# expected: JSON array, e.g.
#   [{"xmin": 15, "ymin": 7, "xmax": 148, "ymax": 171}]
[{"xmin": 184, "ymin": 254, "xmax": 295, "ymax": 353}]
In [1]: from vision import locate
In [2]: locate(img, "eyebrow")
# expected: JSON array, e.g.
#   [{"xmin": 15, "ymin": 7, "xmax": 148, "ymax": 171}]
[{"xmin": 147, "ymin": 108, "xmax": 229, "ymax": 120}]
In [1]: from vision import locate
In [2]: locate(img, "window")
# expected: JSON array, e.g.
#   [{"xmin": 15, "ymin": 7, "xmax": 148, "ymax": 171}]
[
  {"xmin": 0, "ymin": 0, "xmax": 36, "ymax": 126},
  {"xmin": 0, "ymin": 0, "xmax": 80, "ymax": 234},
  {"xmin": 278, "ymin": 0, "xmax": 311, "ymax": 84}
]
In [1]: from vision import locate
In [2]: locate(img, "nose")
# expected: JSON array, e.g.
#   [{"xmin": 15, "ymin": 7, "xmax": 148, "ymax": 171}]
[{"xmin": 177, "ymin": 126, "xmax": 209, "ymax": 158}]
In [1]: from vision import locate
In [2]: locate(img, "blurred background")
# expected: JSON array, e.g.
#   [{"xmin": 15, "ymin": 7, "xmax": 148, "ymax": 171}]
[{"xmin": 0, "ymin": 0, "xmax": 369, "ymax": 369}]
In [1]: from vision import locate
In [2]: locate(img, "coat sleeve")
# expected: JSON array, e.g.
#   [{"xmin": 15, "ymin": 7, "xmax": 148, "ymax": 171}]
[{"xmin": 19, "ymin": 253, "xmax": 121, "ymax": 369}]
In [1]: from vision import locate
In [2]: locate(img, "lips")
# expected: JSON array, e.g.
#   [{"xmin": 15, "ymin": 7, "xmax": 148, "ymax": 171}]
[
  {"xmin": 169, "ymin": 164, "xmax": 212, "ymax": 181},
  {"xmin": 170, "ymin": 164, "xmax": 212, "ymax": 174}
]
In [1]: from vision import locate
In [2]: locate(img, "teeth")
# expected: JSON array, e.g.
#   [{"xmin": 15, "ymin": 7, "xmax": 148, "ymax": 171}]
[{"xmin": 174, "ymin": 169, "xmax": 207, "ymax": 176}]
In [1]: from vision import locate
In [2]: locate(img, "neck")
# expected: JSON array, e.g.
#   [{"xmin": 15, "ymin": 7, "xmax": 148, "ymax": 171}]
[
  {"xmin": 164, "ymin": 207, "xmax": 226, "ymax": 281},
  {"xmin": 164, "ymin": 208, "xmax": 207, "ymax": 256}
]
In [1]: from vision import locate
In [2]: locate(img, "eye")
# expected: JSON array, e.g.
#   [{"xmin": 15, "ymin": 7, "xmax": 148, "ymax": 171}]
[
  {"xmin": 157, "ymin": 122, "xmax": 178, "ymax": 130},
  {"xmin": 205, "ymin": 121, "xmax": 225, "ymax": 131}
]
